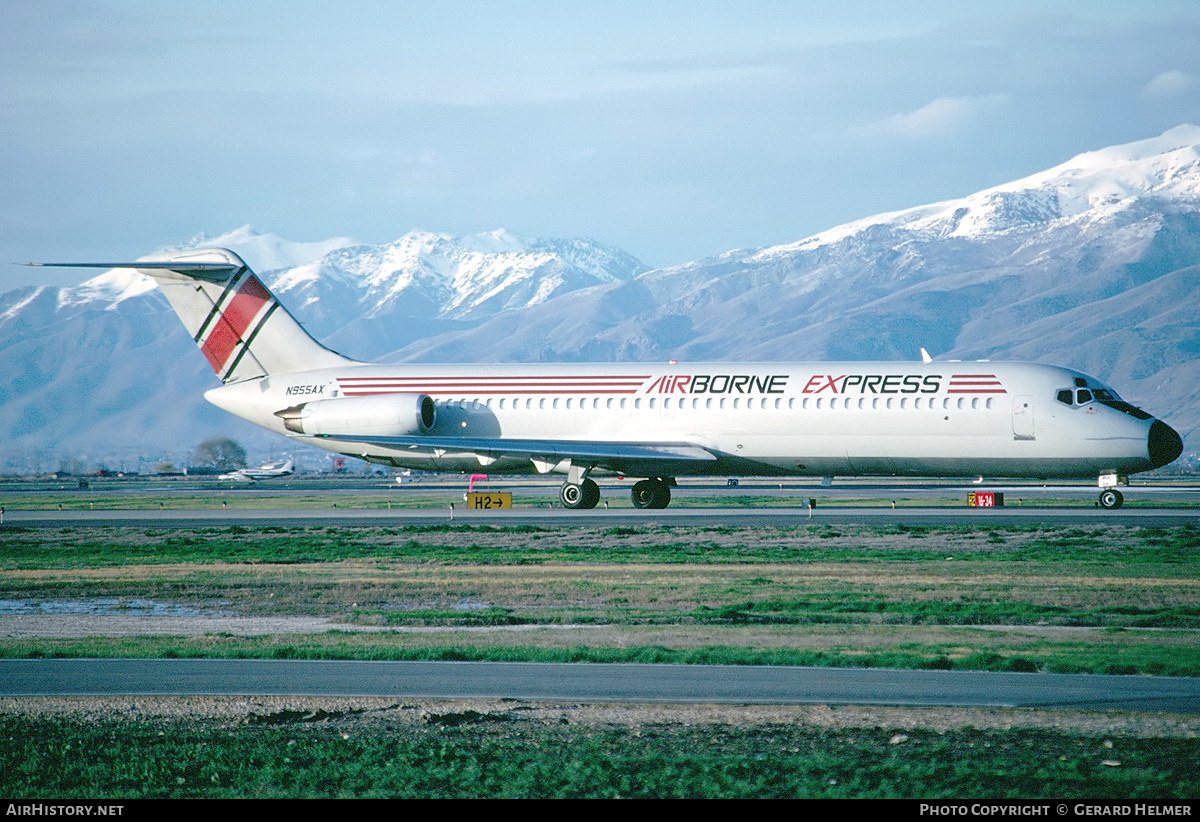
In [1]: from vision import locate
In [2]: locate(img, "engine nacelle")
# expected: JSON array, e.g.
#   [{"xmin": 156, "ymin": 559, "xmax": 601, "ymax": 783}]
[{"xmin": 275, "ymin": 393, "xmax": 436, "ymax": 437}]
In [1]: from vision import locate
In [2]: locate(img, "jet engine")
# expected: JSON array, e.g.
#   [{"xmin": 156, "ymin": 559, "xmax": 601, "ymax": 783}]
[{"xmin": 275, "ymin": 393, "xmax": 436, "ymax": 437}]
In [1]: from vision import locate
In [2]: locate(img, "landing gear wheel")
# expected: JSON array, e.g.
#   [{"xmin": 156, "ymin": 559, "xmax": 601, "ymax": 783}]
[
  {"xmin": 1098, "ymin": 488, "xmax": 1124, "ymax": 510},
  {"xmin": 631, "ymin": 478, "xmax": 672, "ymax": 509},
  {"xmin": 560, "ymin": 478, "xmax": 600, "ymax": 510}
]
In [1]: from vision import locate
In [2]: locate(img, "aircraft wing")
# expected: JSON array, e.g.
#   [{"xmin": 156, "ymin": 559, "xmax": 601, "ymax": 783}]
[{"xmin": 313, "ymin": 434, "xmax": 718, "ymax": 476}]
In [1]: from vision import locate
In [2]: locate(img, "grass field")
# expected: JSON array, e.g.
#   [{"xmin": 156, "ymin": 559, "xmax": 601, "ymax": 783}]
[
  {"xmin": 1, "ymin": 519, "xmax": 1197, "ymax": 798},
  {"xmin": 1, "ymin": 522, "xmax": 1197, "ymax": 675},
  {"xmin": 3, "ymin": 707, "xmax": 1198, "ymax": 799}
]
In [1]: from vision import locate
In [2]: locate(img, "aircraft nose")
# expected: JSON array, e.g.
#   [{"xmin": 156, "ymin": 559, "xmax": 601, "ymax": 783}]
[{"xmin": 1148, "ymin": 420, "xmax": 1184, "ymax": 469}]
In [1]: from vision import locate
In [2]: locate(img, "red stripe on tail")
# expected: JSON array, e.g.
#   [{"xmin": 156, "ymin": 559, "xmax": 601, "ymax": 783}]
[{"xmin": 200, "ymin": 276, "xmax": 272, "ymax": 374}]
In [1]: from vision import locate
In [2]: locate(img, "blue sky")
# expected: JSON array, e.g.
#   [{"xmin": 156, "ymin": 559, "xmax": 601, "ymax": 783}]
[{"xmin": 3, "ymin": 0, "xmax": 1200, "ymax": 288}]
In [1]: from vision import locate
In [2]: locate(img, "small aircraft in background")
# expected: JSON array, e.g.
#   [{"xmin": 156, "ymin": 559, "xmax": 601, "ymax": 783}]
[{"xmin": 219, "ymin": 459, "xmax": 294, "ymax": 482}]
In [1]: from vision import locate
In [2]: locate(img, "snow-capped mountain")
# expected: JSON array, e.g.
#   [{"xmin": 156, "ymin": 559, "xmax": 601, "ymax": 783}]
[
  {"xmin": 178, "ymin": 225, "xmax": 361, "ymax": 274},
  {"xmin": 267, "ymin": 228, "xmax": 648, "ymax": 359},
  {"xmin": 392, "ymin": 126, "xmax": 1200, "ymax": 453},
  {"xmin": 2, "ymin": 127, "xmax": 1198, "ymax": 469},
  {"xmin": 0, "ymin": 230, "xmax": 648, "ymax": 468}
]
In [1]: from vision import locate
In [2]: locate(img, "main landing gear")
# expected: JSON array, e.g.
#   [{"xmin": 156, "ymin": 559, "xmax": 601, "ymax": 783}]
[
  {"xmin": 631, "ymin": 478, "xmax": 672, "ymax": 509},
  {"xmin": 559, "ymin": 478, "xmax": 601, "ymax": 509},
  {"xmin": 558, "ymin": 477, "xmax": 675, "ymax": 510}
]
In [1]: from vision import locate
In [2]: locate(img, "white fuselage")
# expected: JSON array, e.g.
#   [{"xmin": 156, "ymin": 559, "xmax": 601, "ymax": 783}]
[{"xmin": 206, "ymin": 360, "xmax": 1171, "ymax": 480}]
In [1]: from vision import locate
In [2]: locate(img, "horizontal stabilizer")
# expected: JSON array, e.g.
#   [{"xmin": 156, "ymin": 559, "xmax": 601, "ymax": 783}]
[
  {"xmin": 20, "ymin": 249, "xmax": 356, "ymax": 381},
  {"xmin": 19, "ymin": 260, "xmax": 243, "ymax": 282}
]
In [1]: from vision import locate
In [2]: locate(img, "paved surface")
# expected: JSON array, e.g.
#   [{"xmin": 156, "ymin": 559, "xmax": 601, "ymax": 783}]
[
  {"xmin": 4, "ymin": 478, "xmax": 1195, "ymax": 527},
  {"xmin": 4, "ymin": 505, "xmax": 1199, "ymax": 528},
  {"xmin": 4, "ymin": 659, "xmax": 1199, "ymax": 713}
]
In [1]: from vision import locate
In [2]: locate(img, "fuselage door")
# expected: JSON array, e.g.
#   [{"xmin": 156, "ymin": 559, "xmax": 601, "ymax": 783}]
[{"xmin": 1012, "ymin": 395, "xmax": 1035, "ymax": 441}]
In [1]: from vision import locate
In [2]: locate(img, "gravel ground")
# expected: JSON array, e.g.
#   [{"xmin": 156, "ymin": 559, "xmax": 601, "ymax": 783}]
[
  {"xmin": 0, "ymin": 610, "xmax": 366, "ymax": 638},
  {"xmin": 4, "ymin": 602, "xmax": 1197, "ymax": 741},
  {"xmin": 3, "ymin": 695, "xmax": 1198, "ymax": 739}
]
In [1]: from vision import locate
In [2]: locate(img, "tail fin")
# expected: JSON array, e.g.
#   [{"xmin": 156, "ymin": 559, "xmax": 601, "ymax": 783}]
[{"xmin": 26, "ymin": 248, "xmax": 356, "ymax": 383}]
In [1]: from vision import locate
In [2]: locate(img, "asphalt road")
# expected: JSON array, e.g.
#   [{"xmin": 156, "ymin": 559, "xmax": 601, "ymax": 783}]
[
  {"xmin": 4, "ymin": 477, "xmax": 1196, "ymax": 528},
  {"xmin": 4, "ymin": 658, "xmax": 1199, "ymax": 713},
  {"xmin": 5, "ymin": 505, "xmax": 1200, "ymax": 528}
]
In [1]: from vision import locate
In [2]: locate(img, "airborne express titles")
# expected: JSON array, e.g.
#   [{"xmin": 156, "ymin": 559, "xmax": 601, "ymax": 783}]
[{"xmin": 642, "ymin": 372, "xmax": 951, "ymax": 395}]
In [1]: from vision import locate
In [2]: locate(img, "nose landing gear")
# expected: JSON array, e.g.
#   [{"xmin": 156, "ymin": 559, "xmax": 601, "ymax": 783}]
[{"xmin": 1097, "ymin": 473, "xmax": 1126, "ymax": 510}]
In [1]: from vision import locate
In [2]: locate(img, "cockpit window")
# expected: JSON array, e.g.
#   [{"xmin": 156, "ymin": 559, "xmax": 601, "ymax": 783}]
[
  {"xmin": 1099, "ymin": 398, "xmax": 1152, "ymax": 420},
  {"xmin": 1057, "ymin": 386, "xmax": 1148, "ymax": 418}
]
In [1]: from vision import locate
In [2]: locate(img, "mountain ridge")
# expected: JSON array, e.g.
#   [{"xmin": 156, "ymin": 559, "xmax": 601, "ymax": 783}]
[{"xmin": 2, "ymin": 127, "xmax": 1197, "ymax": 470}]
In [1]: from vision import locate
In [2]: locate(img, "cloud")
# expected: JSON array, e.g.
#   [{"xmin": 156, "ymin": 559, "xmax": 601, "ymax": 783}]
[
  {"xmin": 860, "ymin": 94, "xmax": 1011, "ymax": 141},
  {"xmin": 1142, "ymin": 70, "xmax": 1196, "ymax": 98}
]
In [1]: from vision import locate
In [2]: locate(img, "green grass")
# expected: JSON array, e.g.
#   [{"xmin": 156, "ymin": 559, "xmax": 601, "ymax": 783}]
[
  {"xmin": 4, "ymin": 633, "xmax": 1199, "ymax": 677},
  {"xmin": 1, "ymin": 521, "xmax": 1197, "ymax": 566},
  {"xmin": 1, "ymin": 523, "xmax": 1198, "ymax": 675},
  {"xmin": 2, "ymin": 519, "xmax": 1198, "ymax": 798},
  {"xmin": 2, "ymin": 716, "xmax": 1196, "ymax": 799}
]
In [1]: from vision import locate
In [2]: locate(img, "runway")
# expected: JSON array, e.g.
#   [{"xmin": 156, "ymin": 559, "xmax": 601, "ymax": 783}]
[
  {"xmin": 5, "ymin": 504, "xmax": 1200, "ymax": 529},
  {"xmin": 5, "ymin": 658, "xmax": 1199, "ymax": 713},
  {"xmin": 3, "ymin": 476, "xmax": 1196, "ymax": 528}
]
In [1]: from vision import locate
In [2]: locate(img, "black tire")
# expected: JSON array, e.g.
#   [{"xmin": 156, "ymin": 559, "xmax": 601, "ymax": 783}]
[
  {"xmin": 631, "ymin": 479, "xmax": 671, "ymax": 509},
  {"xmin": 561, "ymin": 479, "xmax": 600, "ymax": 510},
  {"xmin": 580, "ymin": 478, "xmax": 600, "ymax": 509},
  {"xmin": 1099, "ymin": 488, "xmax": 1124, "ymax": 510}
]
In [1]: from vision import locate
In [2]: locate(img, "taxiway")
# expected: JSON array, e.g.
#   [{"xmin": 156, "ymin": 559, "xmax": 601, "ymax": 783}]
[{"xmin": 4, "ymin": 658, "xmax": 1199, "ymax": 714}]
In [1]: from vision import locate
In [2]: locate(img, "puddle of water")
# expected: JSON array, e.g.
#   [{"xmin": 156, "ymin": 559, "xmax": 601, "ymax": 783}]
[{"xmin": 0, "ymin": 598, "xmax": 223, "ymax": 617}]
